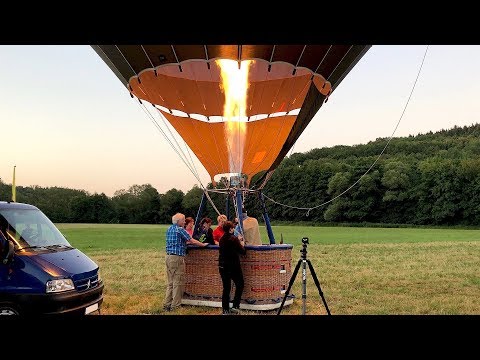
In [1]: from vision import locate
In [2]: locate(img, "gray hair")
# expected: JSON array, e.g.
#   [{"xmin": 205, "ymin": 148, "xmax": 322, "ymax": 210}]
[{"xmin": 172, "ymin": 213, "xmax": 185, "ymax": 224}]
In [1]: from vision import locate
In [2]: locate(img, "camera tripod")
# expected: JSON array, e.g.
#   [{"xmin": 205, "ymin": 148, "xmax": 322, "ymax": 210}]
[{"xmin": 277, "ymin": 237, "xmax": 331, "ymax": 315}]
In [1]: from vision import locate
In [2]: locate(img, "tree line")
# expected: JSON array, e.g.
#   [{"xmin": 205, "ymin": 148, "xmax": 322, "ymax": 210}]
[{"xmin": 2, "ymin": 123, "xmax": 480, "ymax": 226}]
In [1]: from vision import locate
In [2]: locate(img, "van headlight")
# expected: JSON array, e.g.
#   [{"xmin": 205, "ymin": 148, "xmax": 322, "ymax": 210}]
[{"xmin": 46, "ymin": 279, "xmax": 75, "ymax": 293}]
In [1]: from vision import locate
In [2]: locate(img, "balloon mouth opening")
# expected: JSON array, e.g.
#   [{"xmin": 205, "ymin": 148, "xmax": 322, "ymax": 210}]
[{"xmin": 154, "ymin": 107, "xmax": 301, "ymax": 122}]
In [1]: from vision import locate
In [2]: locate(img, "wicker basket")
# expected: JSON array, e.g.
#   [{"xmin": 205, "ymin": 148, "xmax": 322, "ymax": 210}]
[{"xmin": 183, "ymin": 244, "xmax": 294, "ymax": 309}]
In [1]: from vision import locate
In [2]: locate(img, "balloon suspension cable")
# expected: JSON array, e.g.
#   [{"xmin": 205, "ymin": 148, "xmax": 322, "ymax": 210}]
[
  {"xmin": 153, "ymin": 107, "xmax": 202, "ymax": 182},
  {"xmin": 118, "ymin": 44, "xmax": 220, "ymax": 213},
  {"xmin": 137, "ymin": 104, "xmax": 198, "ymax": 178},
  {"xmin": 207, "ymin": 187, "xmax": 257, "ymax": 194},
  {"xmin": 287, "ymin": 74, "xmax": 316, "ymax": 160},
  {"xmin": 282, "ymin": 68, "xmax": 318, "ymax": 160},
  {"xmin": 264, "ymin": 45, "xmax": 430, "ymax": 216},
  {"xmin": 314, "ymin": 45, "xmax": 333, "ymax": 74},
  {"xmin": 156, "ymin": 107, "xmax": 221, "ymax": 216},
  {"xmin": 206, "ymin": 183, "xmax": 257, "ymax": 239},
  {"xmin": 136, "ymin": 102, "xmax": 221, "ymax": 215},
  {"xmin": 115, "ymin": 45, "xmax": 138, "ymax": 80},
  {"xmin": 134, "ymin": 73, "xmax": 224, "ymax": 216},
  {"xmin": 231, "ymin": 190, "xmax": 245, "ymax": 238},
  {"xmin": 325, "ymin": 45, "xmax": 354, "ymax": 81},
  {"xmin": 116, "ymin": 45, "xmax": 200, "ymax": 182},
  {"xmin": 203, "ymin": 188, "xmax": 222, "ymax": 216},
  {"xmin": 140, "ymin": 45, "xmax": 155, "ymax": 69}
]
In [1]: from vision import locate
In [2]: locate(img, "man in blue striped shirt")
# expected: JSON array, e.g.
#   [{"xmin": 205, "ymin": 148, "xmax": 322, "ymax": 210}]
[{"xmin": 164, "ymin": 212, "xmax": 207, "ymax": 312}]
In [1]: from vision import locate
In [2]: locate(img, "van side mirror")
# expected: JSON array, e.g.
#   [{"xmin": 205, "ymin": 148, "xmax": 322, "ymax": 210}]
[{"xmin": 2, "ymin": 240, "xmax": 14, "ymax": 265}]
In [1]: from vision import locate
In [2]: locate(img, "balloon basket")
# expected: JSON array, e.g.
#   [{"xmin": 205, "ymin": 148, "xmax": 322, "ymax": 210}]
[{"xmin": 182, "ymin": 244, "xmax": 294, "ymax": 310}]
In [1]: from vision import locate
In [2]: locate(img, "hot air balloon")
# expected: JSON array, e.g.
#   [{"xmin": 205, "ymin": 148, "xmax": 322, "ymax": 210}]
[{"xmin": 92, "ymin": 45, "xmax": 370, "ymax": 310}]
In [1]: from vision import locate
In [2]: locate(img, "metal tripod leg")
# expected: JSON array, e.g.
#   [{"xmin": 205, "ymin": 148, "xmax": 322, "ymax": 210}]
[
  {"xmin": 306, "ymin": 259, "xmax": 331, "ymax": 315},
  {"xmin": 277, "ymin": 258, "xmax": 302, "ymax": 315}
]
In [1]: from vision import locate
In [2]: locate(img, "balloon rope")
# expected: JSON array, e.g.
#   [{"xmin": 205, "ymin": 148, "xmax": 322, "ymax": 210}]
[
  {"xmin": 140, "ymin": 45, "xmax": 155, "ymax": 69},
  {"xmin": 314, "ymin": 45, "xmax": 333, "ymax": 74},
  {"xmin": 139, "ymin": 104, "xmax": 221, "ymax": 216},
  {"xmin": 184, "ymin": 141, "xmax": 201, "ymax": 184},
  {"xmin": 294, "ymin": 46, "xmax": 307, "ymax": 68},
  {"xmin": 325, "ymin": 46, "xmax": 354, "ymax": 80},
  {"xmin": 269, "ymin": 45, "xmax": 276, "ymax": 63},
  {"xmin": 154, "ymin": 109, "xmax": 202, "ymax": 182},
  {"xmin": 264, "ymin": 45, "xmax": 430, "ymax": 216},
  {"xmin": 115, "ymin": 45, "xmax": 202, "ymax": 181},
  {"xmin": 118, "ymin": 44, "xmax": 221, "ymax": 216},
  {"xmin": 285, "ymin": 44, "xmax": 332, "ymax": 159},
  {"xmin": 232, "ymin": 193, "xmax": 245, "ymax": 238},
  {"xmin": 115, "ymin": 45, "xmax": 137, "ymax": 78},
  {"xmin": 204, "ymin": 188, "xmax": 222, "ymax": 216},
  {"xmin": 138, "ymin": 104, "xmax": 199, "ymax": 179}
]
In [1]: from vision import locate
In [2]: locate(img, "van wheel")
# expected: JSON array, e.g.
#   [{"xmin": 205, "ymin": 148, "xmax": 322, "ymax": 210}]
[{"xmin": 0, "ymin": 305, "xmax": 20, "ymax": 315}]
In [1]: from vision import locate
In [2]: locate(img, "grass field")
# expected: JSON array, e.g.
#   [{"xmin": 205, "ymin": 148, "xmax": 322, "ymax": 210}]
[{"xmin": 57, "ymin": 224, "xmax": 480, "ymax": 315}]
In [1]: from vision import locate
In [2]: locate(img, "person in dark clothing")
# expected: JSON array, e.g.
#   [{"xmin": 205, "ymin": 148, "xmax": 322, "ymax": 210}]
[
  {"xmin": 218, "ymin": 220, "xmax": 246, "ymax": 314},
  {"xmin": 195, "ymin": 217, "xmax": 215, "ymax": 245}
]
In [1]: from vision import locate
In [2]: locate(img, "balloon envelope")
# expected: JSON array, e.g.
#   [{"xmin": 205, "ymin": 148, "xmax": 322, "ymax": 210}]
[{"xmin": 92, "ymin": 45, "xmax": 370, "ymax": 186}]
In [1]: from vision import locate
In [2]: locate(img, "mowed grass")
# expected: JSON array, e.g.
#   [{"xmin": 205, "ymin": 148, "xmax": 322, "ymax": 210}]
[{"xmin": 57, "ymin": 224, "xmax": 480, "ymax": 315}]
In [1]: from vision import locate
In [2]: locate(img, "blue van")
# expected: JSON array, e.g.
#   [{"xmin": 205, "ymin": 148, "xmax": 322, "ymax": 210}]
[{"xmin": 0, "ymin": 201, "xmax": 104, "ymax": 315}]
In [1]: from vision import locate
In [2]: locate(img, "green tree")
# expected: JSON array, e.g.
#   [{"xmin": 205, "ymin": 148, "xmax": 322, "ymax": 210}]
[
  {"xmin": 182, "ymin": 185, "xmax": 203, "ymax": 219},
  {"xmin": 72, "ymin": 193, "xmax": 116, "ymax": 223},
  {"xmin": 112, "ymin": 184, "xmax": 161, "ymax": 224},
  {"xmin": 159, "ymin": 188, "xmax": 185, "ymax": 224},
  {"xmin": 324, "ymin": 172, "xmax": 352, "ymax": 222}
]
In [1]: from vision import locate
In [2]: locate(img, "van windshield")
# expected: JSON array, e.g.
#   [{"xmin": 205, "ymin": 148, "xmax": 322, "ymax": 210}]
[{"xmin": 0, "ymin": 208, "xmax": 71, "ymax": 249}]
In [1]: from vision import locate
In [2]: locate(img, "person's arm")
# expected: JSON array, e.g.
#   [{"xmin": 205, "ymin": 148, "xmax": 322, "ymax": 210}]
[
  {"xmin": 235, "ymin": 235, "xmax": 246, "ymax": 255},
  {"xmin": 213, "ymin": 228, "xmax": 220, "ymax": 245},
  {"xmin": 187, "ymin": 237, "xmax": 208, "ymax": 246},
  {"xmin": 179, "ymin": 226, "xmax": 207, "ymax": 247},
  {"xmin": 234, "ymin": 224, "xmax": 243, "ymax": 239}
]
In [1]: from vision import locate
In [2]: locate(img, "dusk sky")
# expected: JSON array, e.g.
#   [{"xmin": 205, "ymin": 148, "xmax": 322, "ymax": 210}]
[{"xmin": 1, "ymin": 45, "xmax": 479, "ymax": 197}]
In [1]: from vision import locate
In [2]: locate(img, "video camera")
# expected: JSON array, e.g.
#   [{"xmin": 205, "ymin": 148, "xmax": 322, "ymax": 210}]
[{"xmin": 300, "ymin": 237, "xmax": 309, "ymax": 258}]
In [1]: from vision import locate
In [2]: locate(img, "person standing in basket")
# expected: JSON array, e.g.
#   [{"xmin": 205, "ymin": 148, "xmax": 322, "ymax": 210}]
[
  {"xmin": 195, "ymin": 217, "xmax": 215, "ymax": 245},
  {"xmin": 164, "ymin": 213, "xmax": 207, "ymax": 312},
  {"xmin": 184, "ymin": 217, "xmax": 194, "ymax": 237},
  {"xmin": 213, "ymin": 214, "xmax": 227, "ymax": 245},
  {"xmin": 218, "ymin": 220, "xmax": 246, "ymax": 315},
  {"xmin": 234, "ymin": 208, "xmax": 262, "ymax": 246}
]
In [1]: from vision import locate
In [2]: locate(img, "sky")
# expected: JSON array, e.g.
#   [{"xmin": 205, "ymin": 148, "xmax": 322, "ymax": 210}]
[{"xmin": 1, "ymin": 45, "xmax": 480, "ymax": 197}]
